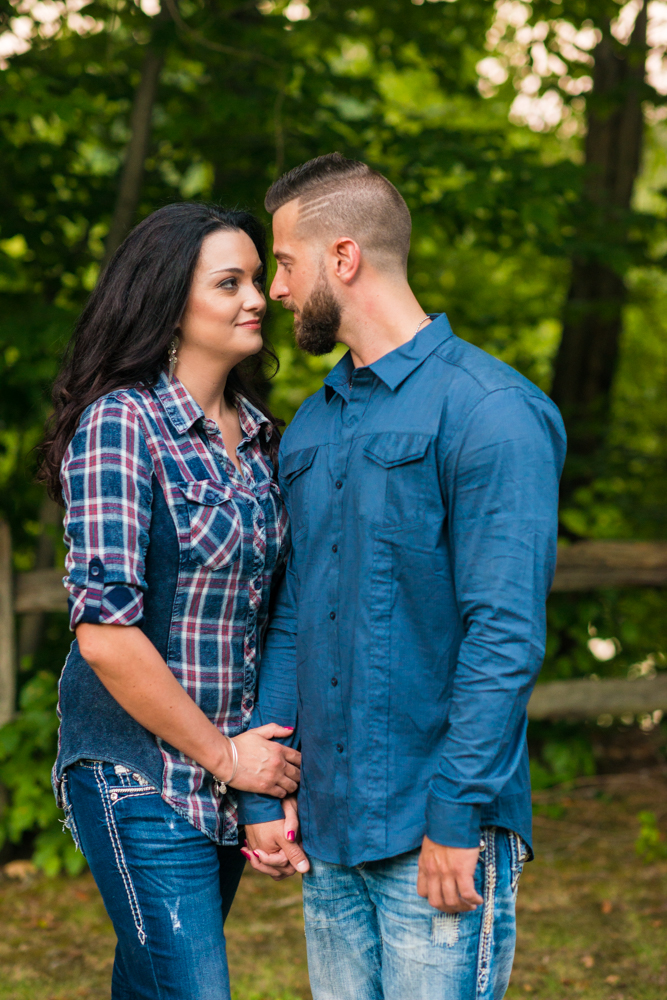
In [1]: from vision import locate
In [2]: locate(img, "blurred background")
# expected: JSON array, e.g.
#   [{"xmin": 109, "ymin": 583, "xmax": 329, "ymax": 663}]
[{"xmin": 0, "ymin": 1, "xmax": 666, "ymax": 997}]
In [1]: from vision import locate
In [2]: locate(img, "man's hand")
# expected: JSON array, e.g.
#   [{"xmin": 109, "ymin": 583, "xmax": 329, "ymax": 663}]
[
  {"xmin": 243, "ymin": 796, "xmax": 310, "ymax": 880},
  {"xmin": 417, "ymin": 836, "xmax": 483, "ymax": 913}
]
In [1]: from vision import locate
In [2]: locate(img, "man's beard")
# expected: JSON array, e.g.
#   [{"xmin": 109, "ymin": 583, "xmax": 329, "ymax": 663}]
[{"xmin": 292, "ymin": 275, "xmax": 342, "ymax": 356}]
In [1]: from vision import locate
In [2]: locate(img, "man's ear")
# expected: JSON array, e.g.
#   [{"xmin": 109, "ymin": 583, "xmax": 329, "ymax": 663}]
[{"xmin": 331, "ymin": 238, "xmax": 361, "ymax": 284}]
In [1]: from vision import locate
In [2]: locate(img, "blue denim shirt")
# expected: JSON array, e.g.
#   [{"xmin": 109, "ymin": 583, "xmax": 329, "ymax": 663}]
[{"xmin": 238, "ymin": 315, "xmax": 566, "ymax": 865}]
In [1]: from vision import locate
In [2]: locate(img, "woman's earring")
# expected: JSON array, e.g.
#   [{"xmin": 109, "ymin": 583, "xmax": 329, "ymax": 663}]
[{"xmin": 168, "ymin": 336, "xmax": 179, "ymax": 381}]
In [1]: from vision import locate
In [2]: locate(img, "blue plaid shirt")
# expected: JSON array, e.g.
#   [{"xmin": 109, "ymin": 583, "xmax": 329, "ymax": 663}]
[{"xmin": 58, "ymin": 371, "xmax": 289, "ymax": 844}]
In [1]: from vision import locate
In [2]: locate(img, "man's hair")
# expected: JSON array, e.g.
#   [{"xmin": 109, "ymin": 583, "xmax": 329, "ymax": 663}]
[{"xmin": 265, "ymin": 152, "xmax": 411, "ymax": 272}]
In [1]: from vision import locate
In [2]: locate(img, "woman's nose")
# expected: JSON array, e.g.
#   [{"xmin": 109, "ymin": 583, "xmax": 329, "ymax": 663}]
[{"xmin": 244, "ymin": 283, "xmax": 266, "ymax": 312}]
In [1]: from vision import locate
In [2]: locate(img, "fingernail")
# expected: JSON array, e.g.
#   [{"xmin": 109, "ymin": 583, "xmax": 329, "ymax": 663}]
[
  {"xmin": 253, "ymin": 850, "xmax": 261, "ymax": 858},
  {"xmin": 240, "ymin": 849, "xmax": 251, "ymax": 860},
  {"xmin": 296, "ymin": 861, "xmax": 309, "ymax": 873},
  {"xmin": 286, "ymin": 830, "xmax": 296, "ymax": 842},
  {"xmin": 285, "ymin": 726, "xmax": 295, "ymax": 730}
]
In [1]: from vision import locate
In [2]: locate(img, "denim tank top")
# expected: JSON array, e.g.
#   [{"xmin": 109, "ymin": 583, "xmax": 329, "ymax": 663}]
[{"xmin": 54, "ymin": 477, "xmax": 178, "ymax": 793}]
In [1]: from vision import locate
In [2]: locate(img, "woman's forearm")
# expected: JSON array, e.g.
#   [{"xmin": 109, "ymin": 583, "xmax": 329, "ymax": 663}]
[{"xmin": 76, "ymin": 623, "xmax": 233, "ymax": 779}]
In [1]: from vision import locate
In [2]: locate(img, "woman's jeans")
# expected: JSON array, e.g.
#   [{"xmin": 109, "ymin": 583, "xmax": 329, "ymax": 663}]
[
  {"xmin": 66, "ymin": 760, "xmax": 246, "ymax": 1000},
  {"xmin": 302, "ymin": 827, "xmax": 527, "ymax": 1000}
]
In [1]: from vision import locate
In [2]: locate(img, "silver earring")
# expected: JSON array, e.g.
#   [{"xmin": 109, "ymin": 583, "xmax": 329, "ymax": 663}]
[{"xmin": 168, "ymin": 336, "xmax": 179, "ymax": 381}]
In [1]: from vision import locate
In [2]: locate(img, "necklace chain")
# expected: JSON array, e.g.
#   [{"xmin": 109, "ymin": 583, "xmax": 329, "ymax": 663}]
[{"xmin": 347, "ymin": 315, "xmax": 430, "ymax": 385}]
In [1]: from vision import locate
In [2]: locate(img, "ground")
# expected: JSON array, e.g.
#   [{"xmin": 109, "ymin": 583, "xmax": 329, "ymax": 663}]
[{"xmin": 0, "ymin": 769, "xmax": 665, "ymax": 1000}]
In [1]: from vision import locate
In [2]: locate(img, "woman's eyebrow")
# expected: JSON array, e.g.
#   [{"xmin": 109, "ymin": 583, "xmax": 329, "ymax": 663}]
[{"xmin": 210, "ymin": 266, "xmax": 244, "ymax": 275}]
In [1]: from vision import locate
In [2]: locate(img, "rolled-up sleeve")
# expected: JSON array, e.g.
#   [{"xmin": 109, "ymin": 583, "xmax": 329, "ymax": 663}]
[
  {"xmin": 426, "ymin": 387, "xmax": 566, "ymax": 848},
  {"xmin": 61, "ymin": 395, "xmax": 154, "ymax": 630}
]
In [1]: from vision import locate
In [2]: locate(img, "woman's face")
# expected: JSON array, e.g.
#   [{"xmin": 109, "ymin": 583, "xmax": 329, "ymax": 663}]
[{"xmin": 178, "ymin": 228, "xmax": 267, "ymax": 367}]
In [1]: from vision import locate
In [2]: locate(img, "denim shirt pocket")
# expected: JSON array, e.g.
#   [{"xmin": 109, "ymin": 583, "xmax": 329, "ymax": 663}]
[
  {"xmin": 362, "ymin": 432, "xmax": 435, "ymax": 533},
  {"xmin": 178, "ymin": 480, "xmax": 242, "ymax": 571},
  {"xmin": 280, "ymin": 445, "xmax": 318, "ymax": 531}
]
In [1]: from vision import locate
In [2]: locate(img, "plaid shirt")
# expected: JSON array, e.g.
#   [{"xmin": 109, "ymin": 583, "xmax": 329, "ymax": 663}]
[{"xmin": 60, "ymin": 371, "xmax": 289, "ymax": 844}]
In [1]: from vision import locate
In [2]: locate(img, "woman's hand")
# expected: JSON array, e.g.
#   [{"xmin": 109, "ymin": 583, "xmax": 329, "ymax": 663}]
[
  {"xmin": 228, "ymin": 723, "xmax": 301, "ymax": 798},
  {"xmin": 243, "ymin": 795, "xmax": 309, "ymax": 879}
]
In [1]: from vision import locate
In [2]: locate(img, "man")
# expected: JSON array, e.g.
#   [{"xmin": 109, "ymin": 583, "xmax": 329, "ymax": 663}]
[{"xmin": 238, "ymin": 153, "xmax": 565, "ymax": 999}]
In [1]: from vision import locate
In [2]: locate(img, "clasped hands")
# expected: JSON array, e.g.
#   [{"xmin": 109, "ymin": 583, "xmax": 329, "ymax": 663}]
[{"xmin": 243, "ymin": 798, "xmax": 483, "ymax": 914}]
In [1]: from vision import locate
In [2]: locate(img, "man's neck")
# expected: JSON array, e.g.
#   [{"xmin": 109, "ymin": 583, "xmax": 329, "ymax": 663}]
[{"xmin": 336, "ymin": 276, "xmax": 431, "ymax": 368}]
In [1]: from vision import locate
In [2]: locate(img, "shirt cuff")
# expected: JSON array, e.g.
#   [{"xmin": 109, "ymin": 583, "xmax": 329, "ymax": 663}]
[
  {"xmin": 237, "ymin": 791, "xmax": 285, "ymax": 826},
  {"xmin": 67, "ymin": 583, "xmax": 144, "ymax": 630},
  {"xmin": 425, "ymin": 791, "xmax": 483, "ymax": 849}
]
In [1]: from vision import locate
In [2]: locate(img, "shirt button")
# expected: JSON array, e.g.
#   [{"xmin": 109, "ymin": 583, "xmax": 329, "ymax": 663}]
[
  {"xmin": 331, "ymin": 677, "xmax": 338, "ymax": 687},
  {"xmin": 329, "ymin": 611, "xmax": 336, "ymax": 620},
  {"xmin": 91, "ymin": 566, "xmax": 100, "ymax": 577},
  {"xmin": 335, "ymin": 480, "xmax": 343, "ymax": 490},
  {"xmin": 335, "ymin": 743, "xmax": 344, "ymax": 754},
  {"xmin": 332, "ymin": 544, "xmax": 338, "ymax": 553}
]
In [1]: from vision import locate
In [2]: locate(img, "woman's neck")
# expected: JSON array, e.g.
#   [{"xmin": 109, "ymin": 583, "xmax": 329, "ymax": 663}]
[{"xmin": 173, "ymin": 352, "xmax": 235, "ymax": 424}]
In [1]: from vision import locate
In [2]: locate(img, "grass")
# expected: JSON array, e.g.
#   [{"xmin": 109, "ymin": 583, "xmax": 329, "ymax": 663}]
[{"xmin": 1, "ymin": 769, "xmax": 666, "ymax": 1000}]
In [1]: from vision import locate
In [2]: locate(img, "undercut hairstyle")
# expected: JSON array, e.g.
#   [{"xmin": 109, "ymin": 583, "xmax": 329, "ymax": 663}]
[{"xmin": 265, "ymin": 153, "xmax": 411, "ymax": 273}]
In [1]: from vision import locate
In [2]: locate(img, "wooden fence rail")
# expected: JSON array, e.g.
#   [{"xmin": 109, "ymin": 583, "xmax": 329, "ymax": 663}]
[{"xmin": 2, "ymin": 530, "xmax": 667, "ymax": 727}]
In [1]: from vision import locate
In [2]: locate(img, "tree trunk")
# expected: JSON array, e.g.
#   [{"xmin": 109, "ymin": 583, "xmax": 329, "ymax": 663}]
[
  {"xmin": 102, "ymin": 42, "xmax": 164, "ymax": 264},
  {"xmin": 550, "ymin": 2, "xmax": 647, "ymax": 500}
]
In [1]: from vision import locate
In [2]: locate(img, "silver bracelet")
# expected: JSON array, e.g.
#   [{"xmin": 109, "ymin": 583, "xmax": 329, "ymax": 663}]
[{"xmin": 213, "ymin": 736, "xmax": 239, "ymax": 797}]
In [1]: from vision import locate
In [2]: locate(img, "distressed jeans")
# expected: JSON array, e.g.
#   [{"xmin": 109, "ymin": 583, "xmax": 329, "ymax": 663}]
[
  {"xmin": 302, "ymin": 827, "xmax": 527, "ymax": 1000},
  {"xmin": 65, "ymin": 760, "xmax": 246, "ymax": 1000}
]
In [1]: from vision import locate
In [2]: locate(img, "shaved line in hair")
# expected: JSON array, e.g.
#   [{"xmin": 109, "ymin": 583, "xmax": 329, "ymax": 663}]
[{"xmin": 265, "ymin": 153, "xmax": 412, "ymax": 274}]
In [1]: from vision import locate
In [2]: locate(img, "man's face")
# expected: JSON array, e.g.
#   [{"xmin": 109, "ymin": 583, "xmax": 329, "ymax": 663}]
[{"xmin": 270, "ymin": 201, "xmax": 342, "ymax": 356}]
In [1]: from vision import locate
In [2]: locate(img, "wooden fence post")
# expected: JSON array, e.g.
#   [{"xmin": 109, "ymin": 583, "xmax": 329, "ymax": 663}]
[{"xmin": 0, "ymin": 521, "xmax": 15, "ymax": 728}]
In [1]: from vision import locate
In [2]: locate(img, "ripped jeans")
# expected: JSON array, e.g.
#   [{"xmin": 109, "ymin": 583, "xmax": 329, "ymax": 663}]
[
  {"xmin": 65, "ymin": 760, "xmax": 246, "ymax": 1000},
  {"xmin": 302, "ymin": 828, "xmax": 527, "ymax": 1000}
]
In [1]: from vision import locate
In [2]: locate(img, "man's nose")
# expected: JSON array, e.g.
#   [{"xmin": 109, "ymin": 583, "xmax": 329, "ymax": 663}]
[{"xmin": 269, "ymin": 272, "xmax": 287, "ymax": 301}]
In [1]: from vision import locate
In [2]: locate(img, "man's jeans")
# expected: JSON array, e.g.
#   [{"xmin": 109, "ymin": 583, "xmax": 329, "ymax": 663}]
[
  {"xmin": 302, "ymin": 827, "xmax": 527, "ymax": 1000},
  {"xmin": 66, "ymin": 760, "xmax": 246, "ymax": 1000}
]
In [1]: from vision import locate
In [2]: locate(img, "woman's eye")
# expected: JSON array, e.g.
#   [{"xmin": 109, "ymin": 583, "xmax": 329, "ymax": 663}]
[{"xmin": 219, "ymin": 278, "xmax": 237, "ymax": 290}]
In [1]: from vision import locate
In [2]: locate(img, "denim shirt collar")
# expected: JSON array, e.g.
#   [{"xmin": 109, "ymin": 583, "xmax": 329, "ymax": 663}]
[
  {"xmin": 154, "ymin": 370, "xmax": 271, "ymax": 442},
  {"xmin": 324, "ymin": 313, "xmax": 453, "ymax": 402}
]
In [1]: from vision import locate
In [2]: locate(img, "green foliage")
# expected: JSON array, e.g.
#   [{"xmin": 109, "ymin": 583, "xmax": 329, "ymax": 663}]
[
  {"xmin": 635, "ymin": 810, "xmax": 667, "ymax": 863},
  {"xmin": 0, "ymin": 670, "xmax": 85, "ymax": 875},
  {"xmin": 530, "ymin": 729, "xmax": 596, "ymax": 791}
]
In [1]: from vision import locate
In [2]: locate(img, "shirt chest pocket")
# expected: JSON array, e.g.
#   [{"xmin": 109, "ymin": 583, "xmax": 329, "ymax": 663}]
[
  {"xmin": 280, "ymin": 445, "xmax": 318, "ymax": 530},
  {"xmin": 362, "ymin": 432, "xmax": 437, "ymax": 531},
  {"xmin": 178, "ymin": 480, "xmax": 243, "ymax": 571}
]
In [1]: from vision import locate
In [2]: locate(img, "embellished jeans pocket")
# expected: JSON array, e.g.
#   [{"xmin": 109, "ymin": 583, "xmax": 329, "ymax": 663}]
[{"xmin": 106, "ymin": 764, "xmax": 159, "ymax": 807}]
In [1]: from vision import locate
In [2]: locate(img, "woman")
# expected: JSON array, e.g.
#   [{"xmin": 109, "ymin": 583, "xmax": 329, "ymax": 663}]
[{"xmin": 40, "ymin": 203, "xmax": 299, "ymax": 999}]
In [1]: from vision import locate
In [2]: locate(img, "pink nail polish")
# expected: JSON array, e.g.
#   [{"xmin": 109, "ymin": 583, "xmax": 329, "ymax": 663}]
[
  {"xmin": 240, "ymin": 849, "xmax": 251, "ymax": 859},
  {"xmin": 285, "ymin": 726, "xmax": 295, "ymax": 730},
  {"xmin": 253, "ymin": 850, "xmax": 261, "ymax": 859},
  {"xmin": 286, "ymin": 831, "xmax": 296, "ymax": 842}
]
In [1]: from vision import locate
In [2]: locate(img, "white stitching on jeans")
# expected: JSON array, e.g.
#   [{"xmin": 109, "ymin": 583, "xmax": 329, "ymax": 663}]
[
  {"xmin": 476, "ymin": 827, "xmax": 497, "ymax": 995},
  {"xmin": 509, "ymin": 832, "xmax": 524, "ymax": 895},
  {"xmin": 93, "ymin": 763, "xmax": 147, "ymax": 945}
]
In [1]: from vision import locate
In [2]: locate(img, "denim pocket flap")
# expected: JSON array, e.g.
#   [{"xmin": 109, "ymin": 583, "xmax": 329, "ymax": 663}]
[
  {"xmin": 363, "ymin": 432, "xmax": 432, "ymax": 468},
  {"xmin": 281, "ymin": 445, "xmax": 318, "ymax": 483},
  {"xmin": 178, "ymin": 480, "xmax": 236, "ymax": 506}
]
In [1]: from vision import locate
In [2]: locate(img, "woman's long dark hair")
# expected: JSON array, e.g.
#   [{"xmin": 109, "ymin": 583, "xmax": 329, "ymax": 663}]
[{"xmin": 39, "ymin": 203, "xmax": 283, "ymax": 505}]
